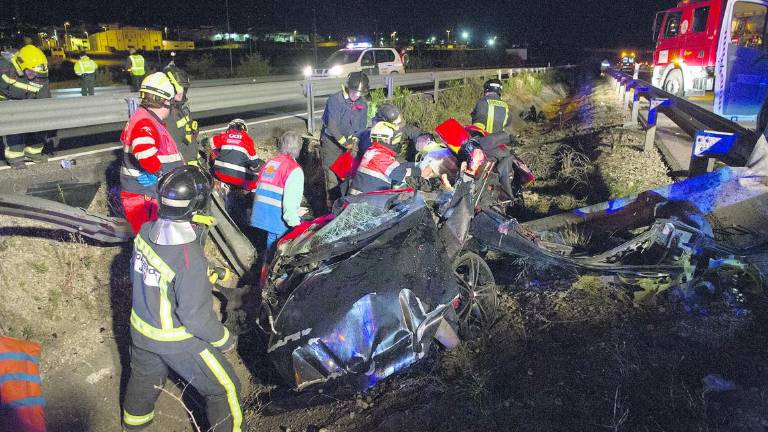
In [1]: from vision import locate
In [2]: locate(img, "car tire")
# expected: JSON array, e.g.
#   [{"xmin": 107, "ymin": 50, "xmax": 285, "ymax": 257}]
[
  {"xmin": 452, "ymin": 251, "xmax": 499, "ymax": 336},
  {"xmin": 663, "ymin": 69, "xmax": 684, "ymax": 97}
]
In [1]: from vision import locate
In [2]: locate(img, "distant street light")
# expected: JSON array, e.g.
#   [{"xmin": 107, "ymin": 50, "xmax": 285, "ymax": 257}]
[
  {"xmin": 487, "ymin": 36, "xmax": 497, "ymax": 47},
  {"xmin": 164, "ymin": 26, "xmax": 168, "ymax": 40},
  {"xmin": 461, "ymin": 31, "xmax": 469, "ymax": 41},
  {"xmin": 446, "ymin": 29, "xmax": 451, "ymax": 42}
]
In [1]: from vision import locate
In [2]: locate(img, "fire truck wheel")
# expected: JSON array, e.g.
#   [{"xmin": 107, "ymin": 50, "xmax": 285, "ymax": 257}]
[{"xmin": 663, "ymin": 69, "xmax": 684, "ymax": 97}]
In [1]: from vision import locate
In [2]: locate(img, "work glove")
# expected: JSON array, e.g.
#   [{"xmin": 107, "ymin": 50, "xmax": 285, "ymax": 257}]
[
  {"xmin": 137, "ymin": 172, "xmax": 159, "ymax": 187},
  {"xmin": 346, "ymin": 136, "xmax": 360, "ymax": 157}
]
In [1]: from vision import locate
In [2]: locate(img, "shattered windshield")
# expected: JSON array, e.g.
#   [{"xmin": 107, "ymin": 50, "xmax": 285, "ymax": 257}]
[{"xmin": 309, "ymin": 202, "xmax": 404, "ymax": 249}]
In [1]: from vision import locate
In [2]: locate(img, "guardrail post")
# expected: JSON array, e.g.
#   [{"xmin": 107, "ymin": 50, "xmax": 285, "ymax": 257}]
[
  {"xmin": 304, "ymin": 78, "xmax": 316, "ymax": 134},
  {"xmin": 433, "ymin": 73, "xmax": 440, "ymax": 104},
  {"xmin": 623, "ymin": 80, "xmax": 635, "ymax": 109},
  {"xmin": 644, "ymin": 98, "xmax": 670, "ymax": 153},
  {"xmin": 633, "ymin": 63, "xmax": 640, "ymax": 80},
  {"xmin": 627, "ymin": 86, "xmax": 647, "ymax": 124},
  {"xmin": 386, "ymin": 75, "xmax": 395, "ymax": 99},
  {"xmin": 618, "ymin": 77, "xmax": 626, "ymax": 98},
  {"xmin": 497, "ymin": 69, "xmax": 502, "ymax": 80}
]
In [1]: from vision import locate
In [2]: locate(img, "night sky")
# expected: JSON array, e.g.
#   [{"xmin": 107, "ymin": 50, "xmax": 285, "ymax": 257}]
[{"xmin": 3, "ymin": 0, "xmax": 674, "ymax": 48}]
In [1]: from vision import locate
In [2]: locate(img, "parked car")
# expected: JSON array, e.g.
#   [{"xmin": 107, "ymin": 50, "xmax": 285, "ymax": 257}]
[{"xmin": 305, "ymin": 43, "xmax": 405, "ymax": 78}]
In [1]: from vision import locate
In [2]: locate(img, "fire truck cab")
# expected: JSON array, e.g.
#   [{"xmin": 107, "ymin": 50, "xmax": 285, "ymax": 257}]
[{"xmin": 652, "ymin": 0, "xmax": 768, "ymax": 121}]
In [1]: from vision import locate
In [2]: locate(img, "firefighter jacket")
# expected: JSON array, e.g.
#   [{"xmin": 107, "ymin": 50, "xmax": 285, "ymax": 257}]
[
  {"xmin": 320, "ymin": 88, "xmax": 368, "ymax": 148},
  {"xmin": 250, "ymin": 153, "xmax": 303, "ymax": 235},
  {"xmin": 211, "ymin": 128, "xmax": 261, "ymax": 190},
  {"xmin": 74, "ymin": 56, "xmax": 97, "ymax": 76},
  {"xmin": 130, "ymin": 223, "xmax": 234, "ymax": 354},
  {"xmin": 168, "ymin": 102, "xmax": 199, "ymax": 162},
  {"xmin": 471, "ymin": 94, "xmax": 510, "ymax": 134},
  {"xmin": 0, "ymin": 57, "xmax": 50, "ymax": 102},
  {"xmin": 348, "ymin": 143, "xmax": 421, "ymax": 195},
  {"xmin": 0, "ymin": 336, "xmax": 46, "ymax": 432},
  {"xmin": 120, "ymin": 107, "xmax": 184, "ymax": 197},
  {"xmin": 358, "ymin": 124, "xmax": 424, "ymax": 159},
  {"xmin": 126, "ymin": 54, "xmax": 146, "ymax": 76}
]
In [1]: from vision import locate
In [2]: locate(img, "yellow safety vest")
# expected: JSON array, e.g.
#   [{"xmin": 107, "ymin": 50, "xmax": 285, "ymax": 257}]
[
  {"xmin": 74, "ymin": 57, "xmax": 97, "ymax": 76},
  {"xmin": 128, "ymin": 54, "xmax": 145, "ymax": 76}
]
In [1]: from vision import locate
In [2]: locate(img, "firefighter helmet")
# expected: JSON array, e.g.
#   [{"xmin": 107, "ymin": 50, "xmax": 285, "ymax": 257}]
[
  {"xmin": 370, "ymin": 121, "xmax": 397, "ymax": 149},
  {"xmin": 457, "ymin": 138, "xmax": 488, "ymax": 177},
  {"xmin": 157, "ymin": 165, "xmax": 212, "ymax": 221},
  {"xmin": 140, "ymin": 72, "xmax": 175, "ymax": 103},
  {"xmin": 483, "ymin": 78, "xmax": 503, "ymax": 95},
  {"xmin": 228, "ymin": 118, "xmax": 248, "ymax": 132},
  {"xmin": 346, "ymin": 72, "xmax": 370, "ymax": 94},
  {"xmin": 374, "ymin": 103, "xmax": 403, "ymax": 127},
  {"xmin": 12, "ymin": 45, "xmax": 48, "ymax": 77}
]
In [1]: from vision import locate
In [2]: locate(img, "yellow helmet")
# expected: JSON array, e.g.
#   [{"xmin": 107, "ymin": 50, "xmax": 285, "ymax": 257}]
[
  {"xmin": 12, "ymin": 45, "xmax": 48, "ymax": 77},
  {"xmin": 140, "ymin": 72, "xmax": 176, "ymax": 101}
]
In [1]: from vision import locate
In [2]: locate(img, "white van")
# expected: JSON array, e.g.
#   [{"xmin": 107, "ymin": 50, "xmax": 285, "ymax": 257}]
[{"xmin": 307, "ymin": 44, "xmax": 405, "ymax": 78}]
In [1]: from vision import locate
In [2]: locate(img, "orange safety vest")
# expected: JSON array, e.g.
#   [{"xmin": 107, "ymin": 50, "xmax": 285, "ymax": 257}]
[{"xmin": 0, "ymin": 336, "xmax": 46, "ymax": 432}]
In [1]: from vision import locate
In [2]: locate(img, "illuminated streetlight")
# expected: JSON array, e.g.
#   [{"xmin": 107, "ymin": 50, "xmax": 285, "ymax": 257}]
[
  {"xmin": 446, "ymin": 29, "xmax": 451, "ymax": 42},
  {"xmin": 461, "ymin": 31, "xmax": 469, "ymax": 41},
  {"xmin": 487, "ymin": 36, "xmax": 497, "ymax": 47}
]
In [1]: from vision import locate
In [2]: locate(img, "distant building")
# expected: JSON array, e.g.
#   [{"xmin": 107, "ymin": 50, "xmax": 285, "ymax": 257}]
[{"xmin": 263, "ymin": 32, "xmax": 310, "ymax": 43}]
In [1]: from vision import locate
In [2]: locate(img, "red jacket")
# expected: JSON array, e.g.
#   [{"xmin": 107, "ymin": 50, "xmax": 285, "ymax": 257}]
[
  {"xmin": 211, "ymin": 129, "xmax": 260, "ymax": 190},
  {"xmin": 349, "ymin": 143, "xmax": 419, "ymax": 195}
]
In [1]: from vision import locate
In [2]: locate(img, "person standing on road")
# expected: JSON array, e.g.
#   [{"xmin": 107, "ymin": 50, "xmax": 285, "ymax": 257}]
[
  {"xmin": 163, "ymin": 65, "xmax": 200, "ymax": 164},
  {"xmin": 122, "ymin": 165, "xmax": 246, "ymax": 432},
  {"xmin": 119, "ymin": 72, "xmax": 184, "ymax": 234},
  {"xmin": 471, "ymin": 78, "xmax": 510, "ymax": 134},
  {"xmin": 74, "ymin": 52, "xmax": 98, "ymax": 96},
  {"xmin": 0, "ymin": 44, "xmax": 51, "ymax": 169},
  {"xmin": 126, "ymin": 48, "xmax": 146, "ymax": 92},
  {"xmin": 319, "ymin": 72, "xmax": 369, "ymax": 205},
  {"xmin": 250, "ymin": 131, "xmax": 307, "ymax": 249}
]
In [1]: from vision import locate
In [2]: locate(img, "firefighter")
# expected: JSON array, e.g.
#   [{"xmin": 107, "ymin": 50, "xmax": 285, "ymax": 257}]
[
  {"xmin": 164, "ymin": 65, "xmax": 200, "ymax": 163},
  {"xmin": 471, "ymin": 78, "xmax": 510, "ymax": 134},
  {"xmin": 0, "ymin": 44, "xmax": 51, "ymax": 169},
  {"xmin": 126, "ymin": 48, "xmax": 146, "ymax": 92},
  {"xmin": 122, "ymin": 165, "xmax": 246, "ymax": 432},
  {"xmin": 250, "ymin": 131, "xmax": 307, "ymax": 249},
  {"xmin": 119, "ymin": 72, "xmax": 184, "ymax": 234},
  {"xmin": 348, "ymin": 121, "xmax": 430, "ymax": 195},
  {"xmin": 365, "ymin": 103, "xmax": 425, "ymax": 158},
  {"xmin": 320, "ymin": 72, "xmax": 369, "ymax": 204},
  {"xmin": 211, "ymin": 119, "xmax": 262, "ymax": 190},
  {"xmin": 74, "ymin": 51, "xmax": 98, "ymax": 96},
  {"xmin": 0, "ymin": 336, "xmax": 46, "ymax": 432}
]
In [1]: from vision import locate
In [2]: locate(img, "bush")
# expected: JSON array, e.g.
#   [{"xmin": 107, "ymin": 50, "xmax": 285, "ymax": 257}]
[
  {"xmin": 236, "ymin": 53, "xmax": 270, "ymax": 77},
  {"xmin": 185, "ymin": 54, "xmax": 215, "ymax": 79}
]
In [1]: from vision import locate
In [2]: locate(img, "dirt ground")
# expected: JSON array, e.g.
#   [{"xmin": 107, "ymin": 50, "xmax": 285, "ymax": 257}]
[{"xmin": 2, "ymin": 73, "xmax": 767, "ymax": 432}]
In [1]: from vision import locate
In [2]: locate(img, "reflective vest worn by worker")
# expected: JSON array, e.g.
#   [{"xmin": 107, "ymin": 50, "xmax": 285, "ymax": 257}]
[
  {"xmin": 128, "ymin": 54, "xmax": 145, "ymax": 76},
  {"xmin": 471, "ymin": 94, "xmax": 510, "ymax": 134},
  {"xmin": 0, "ymin": 336, "xmax": 46, "ymax": 432},
  {"xmin": 73, "ymin": 56, "xmax": 97, "ymax": 76},
  {"xmin": 349, "ymin": 142, "xmax": 411, "ymax": 195},
  {"xmin": 250, "ymin": 153, "xmax": 300, "ymax": 235},
  {"xmin": 211, "ymin": 129, "xmax": 260, "ymax": 190},
  {"xmin": 120, "ymin": 107, "xmax": 184, "ymax": 197}
]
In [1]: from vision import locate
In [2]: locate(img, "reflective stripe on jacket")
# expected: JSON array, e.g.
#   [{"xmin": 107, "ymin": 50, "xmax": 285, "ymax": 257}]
[
  {"xmin": 128, "ymin": 55, "xmax": 145, "ymax": 76},
  {"xmin": 250, "ymin": 153, "xmax": 300, "ymax": 235},
  {"xmin": 349, "ymin": 143, "xmax": 401, "ymax": 195},
  {"xmin": 0, "ymin": 57, "xmax": 49, "ymax": 101},
  {"xmin": 0, "ymin": 336, "xmax": 46, "ymax": 432},
  {"xmin": 120, "ymin": 107, "xmax": 183, "ymax": 197},
  {"xmin": 471, "ymin": 95, "xmax": 510, "ymax": 134},
  {"xmin": 211, "ymin": 129, "xmax": 260, "ymax": 190},
  {"xmin": 74, "ymin": 57, "xmax": 97, "ymax": 76},
  {"xmin": 130, "ymin": 227, "xmax": 232, "ymax": 354}
]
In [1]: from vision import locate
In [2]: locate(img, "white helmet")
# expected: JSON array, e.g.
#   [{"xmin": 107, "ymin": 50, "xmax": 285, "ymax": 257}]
[{"xmin": 140, "ymin": 72, "xmax": 176, "ymax": 102}]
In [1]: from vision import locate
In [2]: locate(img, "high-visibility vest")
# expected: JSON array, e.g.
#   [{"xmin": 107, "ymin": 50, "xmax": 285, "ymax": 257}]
[
  {"xmin": 0, "ymin": 336, "xmax": 46, "ymax": 432},
  {"xmin": 349, "ymin": 142, "xmax": 401, "ymax": 195},
  {"xmin": 128, "ymin": 55, "xmax": 145, "ymax": 76},
  {"xmin": 74, "ymin": 57, "xmax": 97, "ymax": 76},
  {"xmin": 250, "ymin": 153, "xmax": 300, "ymax": 235}
]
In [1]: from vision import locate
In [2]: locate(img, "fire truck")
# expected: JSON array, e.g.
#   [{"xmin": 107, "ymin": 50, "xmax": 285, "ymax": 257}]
[{"xmin": 652, "ymin": 0, "xmax": 768, "ymax": 123}]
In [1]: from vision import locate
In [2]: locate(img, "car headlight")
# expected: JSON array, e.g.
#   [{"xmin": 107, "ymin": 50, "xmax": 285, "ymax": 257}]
[
  {"xmin": 328, "ymin": 65, "xmax": 342, "ymax": 77},
  {"xmin": 303, "ymin": 65, "xmax": 313, "ymax": 77}
]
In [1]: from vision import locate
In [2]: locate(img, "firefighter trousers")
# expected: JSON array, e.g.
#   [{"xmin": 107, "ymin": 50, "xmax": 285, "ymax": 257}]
[
  {"xmin": 122, "ymin": 342, "xmax": 245, "ymax": 431},
  {"xmin": 319, "ymin": 135, "xmax": 344, "ymax": 206}
]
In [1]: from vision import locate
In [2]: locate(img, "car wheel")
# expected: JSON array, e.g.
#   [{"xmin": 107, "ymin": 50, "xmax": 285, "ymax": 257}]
[
  {"xmin": 663, "ymin": 69, "xmax": 684, "ymax": 97},
  {"xmin": 452, "ymin": 251, "xmax": 499, "ymax": 334}
]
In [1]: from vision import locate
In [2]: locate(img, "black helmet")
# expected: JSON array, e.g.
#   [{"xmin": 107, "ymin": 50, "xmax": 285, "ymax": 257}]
[
  {"xmin": 457, "ymin": 138, "xmax": 488, "ymax": 176},
  {"xmin": 346, "ymin": 72, "xmax": 370, "ymax": 93},
  {"xmin": 228, "ymin": 118, "xmax": 247, "ymax": 132},
  {"xmin": 484, "ymin": 78, "xmax": 503, "ymax": 95},
  {"xmin": 374, "ymin": 103, "xmax": 403, "ymax": 126},
  {"xmin": 157, "ymin": 166, "xmax": 212, "ymax": 221}
]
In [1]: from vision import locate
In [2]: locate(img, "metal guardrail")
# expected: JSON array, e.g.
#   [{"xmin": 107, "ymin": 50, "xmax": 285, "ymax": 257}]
[
  {"xmin": 1, "ymin": 66, "xmax": 558, "ymax": 136},
  {"xmin": 606, "ymin": 68, "xmax": 759, "ymax": 176}
]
